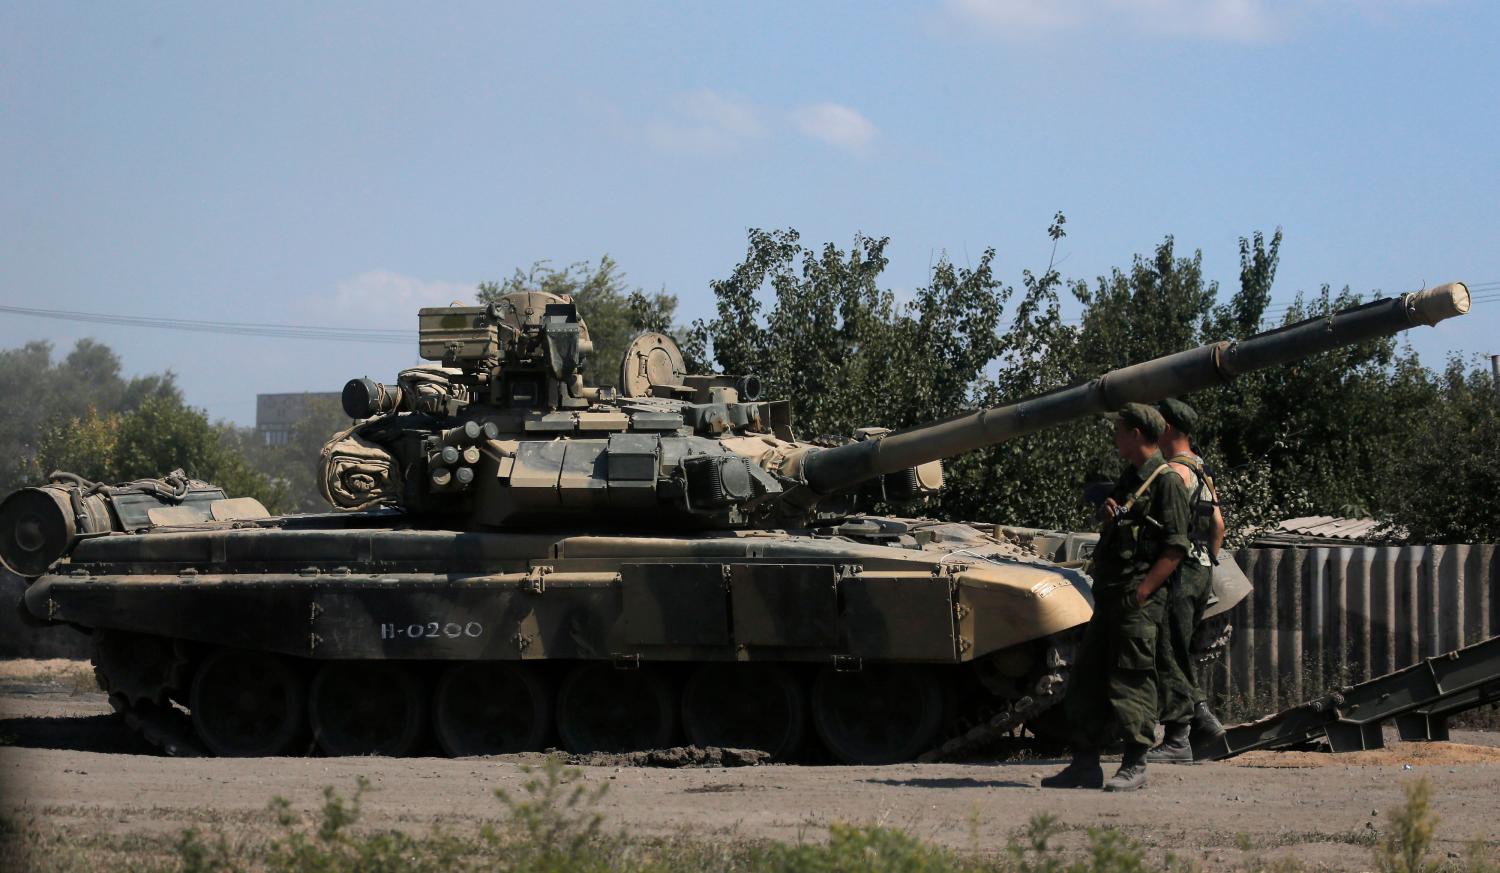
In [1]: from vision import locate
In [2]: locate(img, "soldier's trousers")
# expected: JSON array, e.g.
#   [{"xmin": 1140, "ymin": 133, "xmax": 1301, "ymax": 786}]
[
  {"xmin": 1156, "ymin": 563, "xmax": 1212, "ymax": 724},
  {"xmin": 1065, "ymin": 583, "xmax": 1166, "ymax": 750}
]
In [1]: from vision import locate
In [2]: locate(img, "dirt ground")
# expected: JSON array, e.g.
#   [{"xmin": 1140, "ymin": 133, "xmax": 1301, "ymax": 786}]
[{"xmin": 1, "ymin": 661, "xmax": 1498, "ymax": 871}]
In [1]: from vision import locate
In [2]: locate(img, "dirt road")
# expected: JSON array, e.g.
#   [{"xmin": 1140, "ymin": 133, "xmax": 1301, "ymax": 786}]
[{"xmin": 2, "ymin": 662, "xmax": 1497, "ymax": 870}]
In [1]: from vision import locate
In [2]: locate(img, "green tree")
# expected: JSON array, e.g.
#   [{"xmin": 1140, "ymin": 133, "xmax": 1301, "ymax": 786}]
[
  {"xmin": 692, "ymin": 229, "xmax": 1009, "ymax": 450},
  {"xmin": 1074, "ymin": 235, "xmax": 1219, "ymax": 372},
  {"xmin": 229, "ymin": 395, "xmax": 352, "ymax": 513},
  {"xmin": 28, "ymin": 406, "xmax": 123, "ymax": 484},
  {"xmin": 476, "ymin": 257, "xmax": 680, "ymax": 387},
  {"xmin": 33, "ymin": 395, "xmax": 287, "ymax": 512},
  {"xmin": 0, "ymin": 339, "xmax": 178, "ymax": 494},
  {"xmin": 942, "ymin": 213, "xmax": 1109, "ymax": 530},
  {"xmin": 691, "ymin": 221, "xmax": 1497, "ymax": 543},
  {"xmin": 1193, "ymin": 284, "xmax": 1426, "ymax": 537},
  {"xmin": 1375, "ymin": 355, "xmax": 1500, "ymax": 541},
  {"xmin": 694, "ymin": 230, "xmax": 889, "ymax": 438}
]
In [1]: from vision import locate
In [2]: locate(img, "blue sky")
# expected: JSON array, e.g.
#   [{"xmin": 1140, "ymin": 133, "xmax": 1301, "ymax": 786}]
[{"xmin": 2, "ymin": 0, "xmax": 1496, "ymax": 425}]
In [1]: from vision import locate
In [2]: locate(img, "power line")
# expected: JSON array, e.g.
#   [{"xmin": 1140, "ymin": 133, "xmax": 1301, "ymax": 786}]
[
  {"xmin": 0, "ymin": 304, "xmax": 414, "ymax": 345},
  {"xmin": 3, "ymin": 279, "xmax": 1490, "ymax": 343}
]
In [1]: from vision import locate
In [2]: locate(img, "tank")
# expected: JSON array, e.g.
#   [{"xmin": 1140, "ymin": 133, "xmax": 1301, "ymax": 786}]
[{"xmin": 0, "ymin": 282, "xmax": 1470, "ymax": 763}]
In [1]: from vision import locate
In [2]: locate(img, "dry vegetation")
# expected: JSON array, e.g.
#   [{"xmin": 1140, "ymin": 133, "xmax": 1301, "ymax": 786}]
[
  {"xmin": 0, "ymin": 660, "xmax": 98, "ymax": 693},
  {"xmin": 2, "ymin": 761, "xmax": 1496, "ymax": 873}
]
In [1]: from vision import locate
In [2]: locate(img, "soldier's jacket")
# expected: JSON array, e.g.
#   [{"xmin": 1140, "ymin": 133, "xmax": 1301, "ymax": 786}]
[
  {"xmin": 1068, "ymin": 450, "xmax": 1192, "ymax": 749},
  {"xmin": 1156, "ymin": 451, "xmax": 1221, "ymax": 725},
  {"xmin": 1166, "ymin": 451, "xmax": 1218, "ymax": 568},
  {"xmin": 1091, "ymin": 450, "xmax": 1193, "ymax": 589}
]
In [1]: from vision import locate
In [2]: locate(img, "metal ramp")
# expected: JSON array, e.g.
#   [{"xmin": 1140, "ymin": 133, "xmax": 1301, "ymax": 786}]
[{"xmin": 1195, "ymin": 633, "xmax": 1500, "ymax": 761}]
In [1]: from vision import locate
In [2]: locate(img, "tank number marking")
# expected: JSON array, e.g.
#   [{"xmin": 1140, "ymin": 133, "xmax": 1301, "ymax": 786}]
[{"xmin": 380, "ymin": 621, "xmax": 483, "ymax": 640}]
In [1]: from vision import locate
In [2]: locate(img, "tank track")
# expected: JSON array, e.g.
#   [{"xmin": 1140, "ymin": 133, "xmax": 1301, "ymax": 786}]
[
  {"xmin": 92, "ymin": 635, "xmax": 205, "ymax": 758},
  {"xmin": 95, "ymin": 631, "xmax": 1080, "ymax": 764},
  {"xmin": 917, "ymin": 634, "xmax": 1076, "ymax": 763},
  {"xmin": 109, "ymin": 697, "xmax": 204, "ymax": 758}
]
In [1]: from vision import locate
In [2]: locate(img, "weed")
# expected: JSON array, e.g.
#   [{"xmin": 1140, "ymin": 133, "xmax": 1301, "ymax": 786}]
[
  {"xmin": 1202, "ymin": 649, "xmax": 1500, "ymax": 731},
  {"xmin": 1373, "ymin": 777, "xmax": 1438, "ymax": 873},
  {"xmin": 259, "ymin": 777, "xmax": 473, "ymax": 873},
  {"xmin": 1205, "ymin": 661, "xmax": 1360, "ymax": 726},
  {"xmin": 1005, "ymin": 813, "xmax": 1070, "ymax": 873},
  {"xmin": 766, "ymin": 822, "xmax": 961, "ymax": 872},
  {"xmin": 1460, "ymin": 838, "xmax": 1500, "ymax": 873},
  {"xmin": 1447, "ymin": 702, "xmax": 1500, "ymax": 732},
  {"xmin": 7, "ymin": 767, "xmax": 1500, "ymax": 873},
  {"xmin": 175, "ymin": 829, "xmax": 241, "ymax": 873},
  {"xmin": 999, "ymin": 813, "xmax": 1198, "ymax": 873},
  {"xmin": 489, "ymin": 755, "xmax": 609, "ymax": 873}
]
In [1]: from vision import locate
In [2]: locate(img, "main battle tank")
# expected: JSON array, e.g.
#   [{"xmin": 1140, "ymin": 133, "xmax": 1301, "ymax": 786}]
[{"xmin": 0, "ymin": 282, "xmax": 1470, "ymax": 763}]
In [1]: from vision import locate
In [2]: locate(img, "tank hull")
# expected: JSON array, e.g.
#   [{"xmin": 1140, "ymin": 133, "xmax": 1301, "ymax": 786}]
[
  {"xmin": 23, "ymin": 515, "xmax": 1095, "ymax": 763},
  {"xmin": 28, "ymin": 522, "xmax": 1092, "ymax": 661}
]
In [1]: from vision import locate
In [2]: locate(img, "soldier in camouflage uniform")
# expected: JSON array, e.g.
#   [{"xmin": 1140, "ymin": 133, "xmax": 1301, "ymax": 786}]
[
  {"xmin": 1148, "ymin": 398, "xmax": 1227, "ymax": 763},
  {"xmin": 1042, "ymin": 403, "xmax": 1191, "ymax": 792}
]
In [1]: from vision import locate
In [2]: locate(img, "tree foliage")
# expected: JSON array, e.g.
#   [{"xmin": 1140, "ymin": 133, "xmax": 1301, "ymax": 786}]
[
  {"xmin": 692, "ymin": 220, "xmax": 1497, "ymax": 543},
  {"xmin": 0, "ymin": 339, "xmax": 179, "ymax": 495},
  {"xmin": 0, "ymin": 338, "xmax": 287, "ymax": 511},
  {"xmin": 691, "ymin": 229, "xmax": 1008, "ymax": 441},
  {"xmin": 1373, "ymin": 356, "xmax": 1500, "ymax": 542},
  {"xmin": 223, "ymin": 395, "xmax": 351, "ymax": 513},
  {"xmin": 33, "ymin": 395, "xmax": 286, "ymax": 511}
]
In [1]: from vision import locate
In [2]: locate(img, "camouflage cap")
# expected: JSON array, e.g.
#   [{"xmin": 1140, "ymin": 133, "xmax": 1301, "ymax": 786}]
[
  {"xmin": 1106, "ymin": 402, "xmax": 1166, "ymax": 441},
  {"xmin": 1156, "ymin": 397, "xmax": 1198, "ymax": 435}
]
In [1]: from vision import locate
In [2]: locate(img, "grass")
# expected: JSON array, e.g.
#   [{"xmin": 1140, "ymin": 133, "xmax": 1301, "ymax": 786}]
[
  {"xmin": 1201, "ymin": 660, "xmax": 1359, "ymax": 727},
  {"xmin": 2, "ymin": 761, "xmax": 1497, "ymax": 873}
]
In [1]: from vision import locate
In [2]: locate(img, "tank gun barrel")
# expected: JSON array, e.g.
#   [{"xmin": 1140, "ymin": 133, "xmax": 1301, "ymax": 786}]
[{"xmin": 800, "ymin": 283, "xmax": 1471, "ymax": 496}]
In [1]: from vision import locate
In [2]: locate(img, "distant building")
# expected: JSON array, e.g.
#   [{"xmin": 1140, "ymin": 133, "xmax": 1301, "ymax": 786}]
[{"xmin": 256, "ymin": 392, "xmax": 341, "ymax": 447}]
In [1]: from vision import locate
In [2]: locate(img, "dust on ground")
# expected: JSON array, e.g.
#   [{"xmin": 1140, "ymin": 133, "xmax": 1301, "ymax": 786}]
[{"xmin": 1229, "ymin": 742, "xmax": 1500, "ymax": 768}]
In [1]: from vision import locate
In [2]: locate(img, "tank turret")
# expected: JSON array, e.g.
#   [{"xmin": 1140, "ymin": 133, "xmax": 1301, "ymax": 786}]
[{"xmin": 318, "ymin": 283, "xmax": 1471, "ymax": 529}]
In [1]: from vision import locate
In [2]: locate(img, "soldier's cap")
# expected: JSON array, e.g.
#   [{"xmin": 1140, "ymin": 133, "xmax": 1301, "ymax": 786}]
[
  {"xmin": 1156, "ymin": 397, "xmax": 1198, "ymax": 435},
  {"xmin": 1104, "ymin": 402, "xmax": 1166, "ymax": 441}
]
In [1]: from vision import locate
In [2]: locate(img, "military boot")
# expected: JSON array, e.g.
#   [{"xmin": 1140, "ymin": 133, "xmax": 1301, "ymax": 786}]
[
  {"xmin": 1147, "ymin": 722, "xmax": 1193, "ymax": 763},
  {"xmin": 1190, "ymin": 701, "xmax": 1225, "ymax": 741},
  {"xmin": 1040, "ymin": 750, "xmax": 1104, "ymax": 789},
  {"xmin": 1103, "ymin": 744, "xmax": 1149, "ymax": 792}
]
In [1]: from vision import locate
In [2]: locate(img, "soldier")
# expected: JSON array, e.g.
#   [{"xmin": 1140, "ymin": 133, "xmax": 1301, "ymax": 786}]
[
  {"xmin": 1042, "ymin": 403, "xmax": 1191, "ymax": 792},
  {"xmin": 1147, "ymin": 398, "xmax": 1227, "ymax": 763}
]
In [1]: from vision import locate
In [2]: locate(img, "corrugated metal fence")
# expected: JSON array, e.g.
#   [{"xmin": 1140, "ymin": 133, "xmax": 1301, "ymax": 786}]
[{"xmin": 1204, "ymin": 545, "xmax": 1499, "ymax": 709}]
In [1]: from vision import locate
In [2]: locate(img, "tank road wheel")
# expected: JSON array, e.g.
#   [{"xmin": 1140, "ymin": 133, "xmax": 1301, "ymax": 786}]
[
  {"xmin": 189, "ymin": 648, "xmax": 306, "ymax": 757},
  {"xmin": 811, "ymin": 664, "xmax": 945, "ymax": 765},
  {"xmin": 309, "ymin": 662, "xmax": 426, "ymax": 756},
  {"xmin": 555, "ymin": 664, "xmax": 677, "ymax": 753},
  {"xmin": 681, "ymin": 664, "xmax": 805, "ymax": 760},
  {"xmin": 432, "ymin": 663, "xmax": 552, "ymax": 756}
]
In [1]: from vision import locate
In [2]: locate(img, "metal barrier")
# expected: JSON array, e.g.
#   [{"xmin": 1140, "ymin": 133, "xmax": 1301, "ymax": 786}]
[{"xmin": 1203, "ymin": 545, "xmax": 1499, "ymax": 711}]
